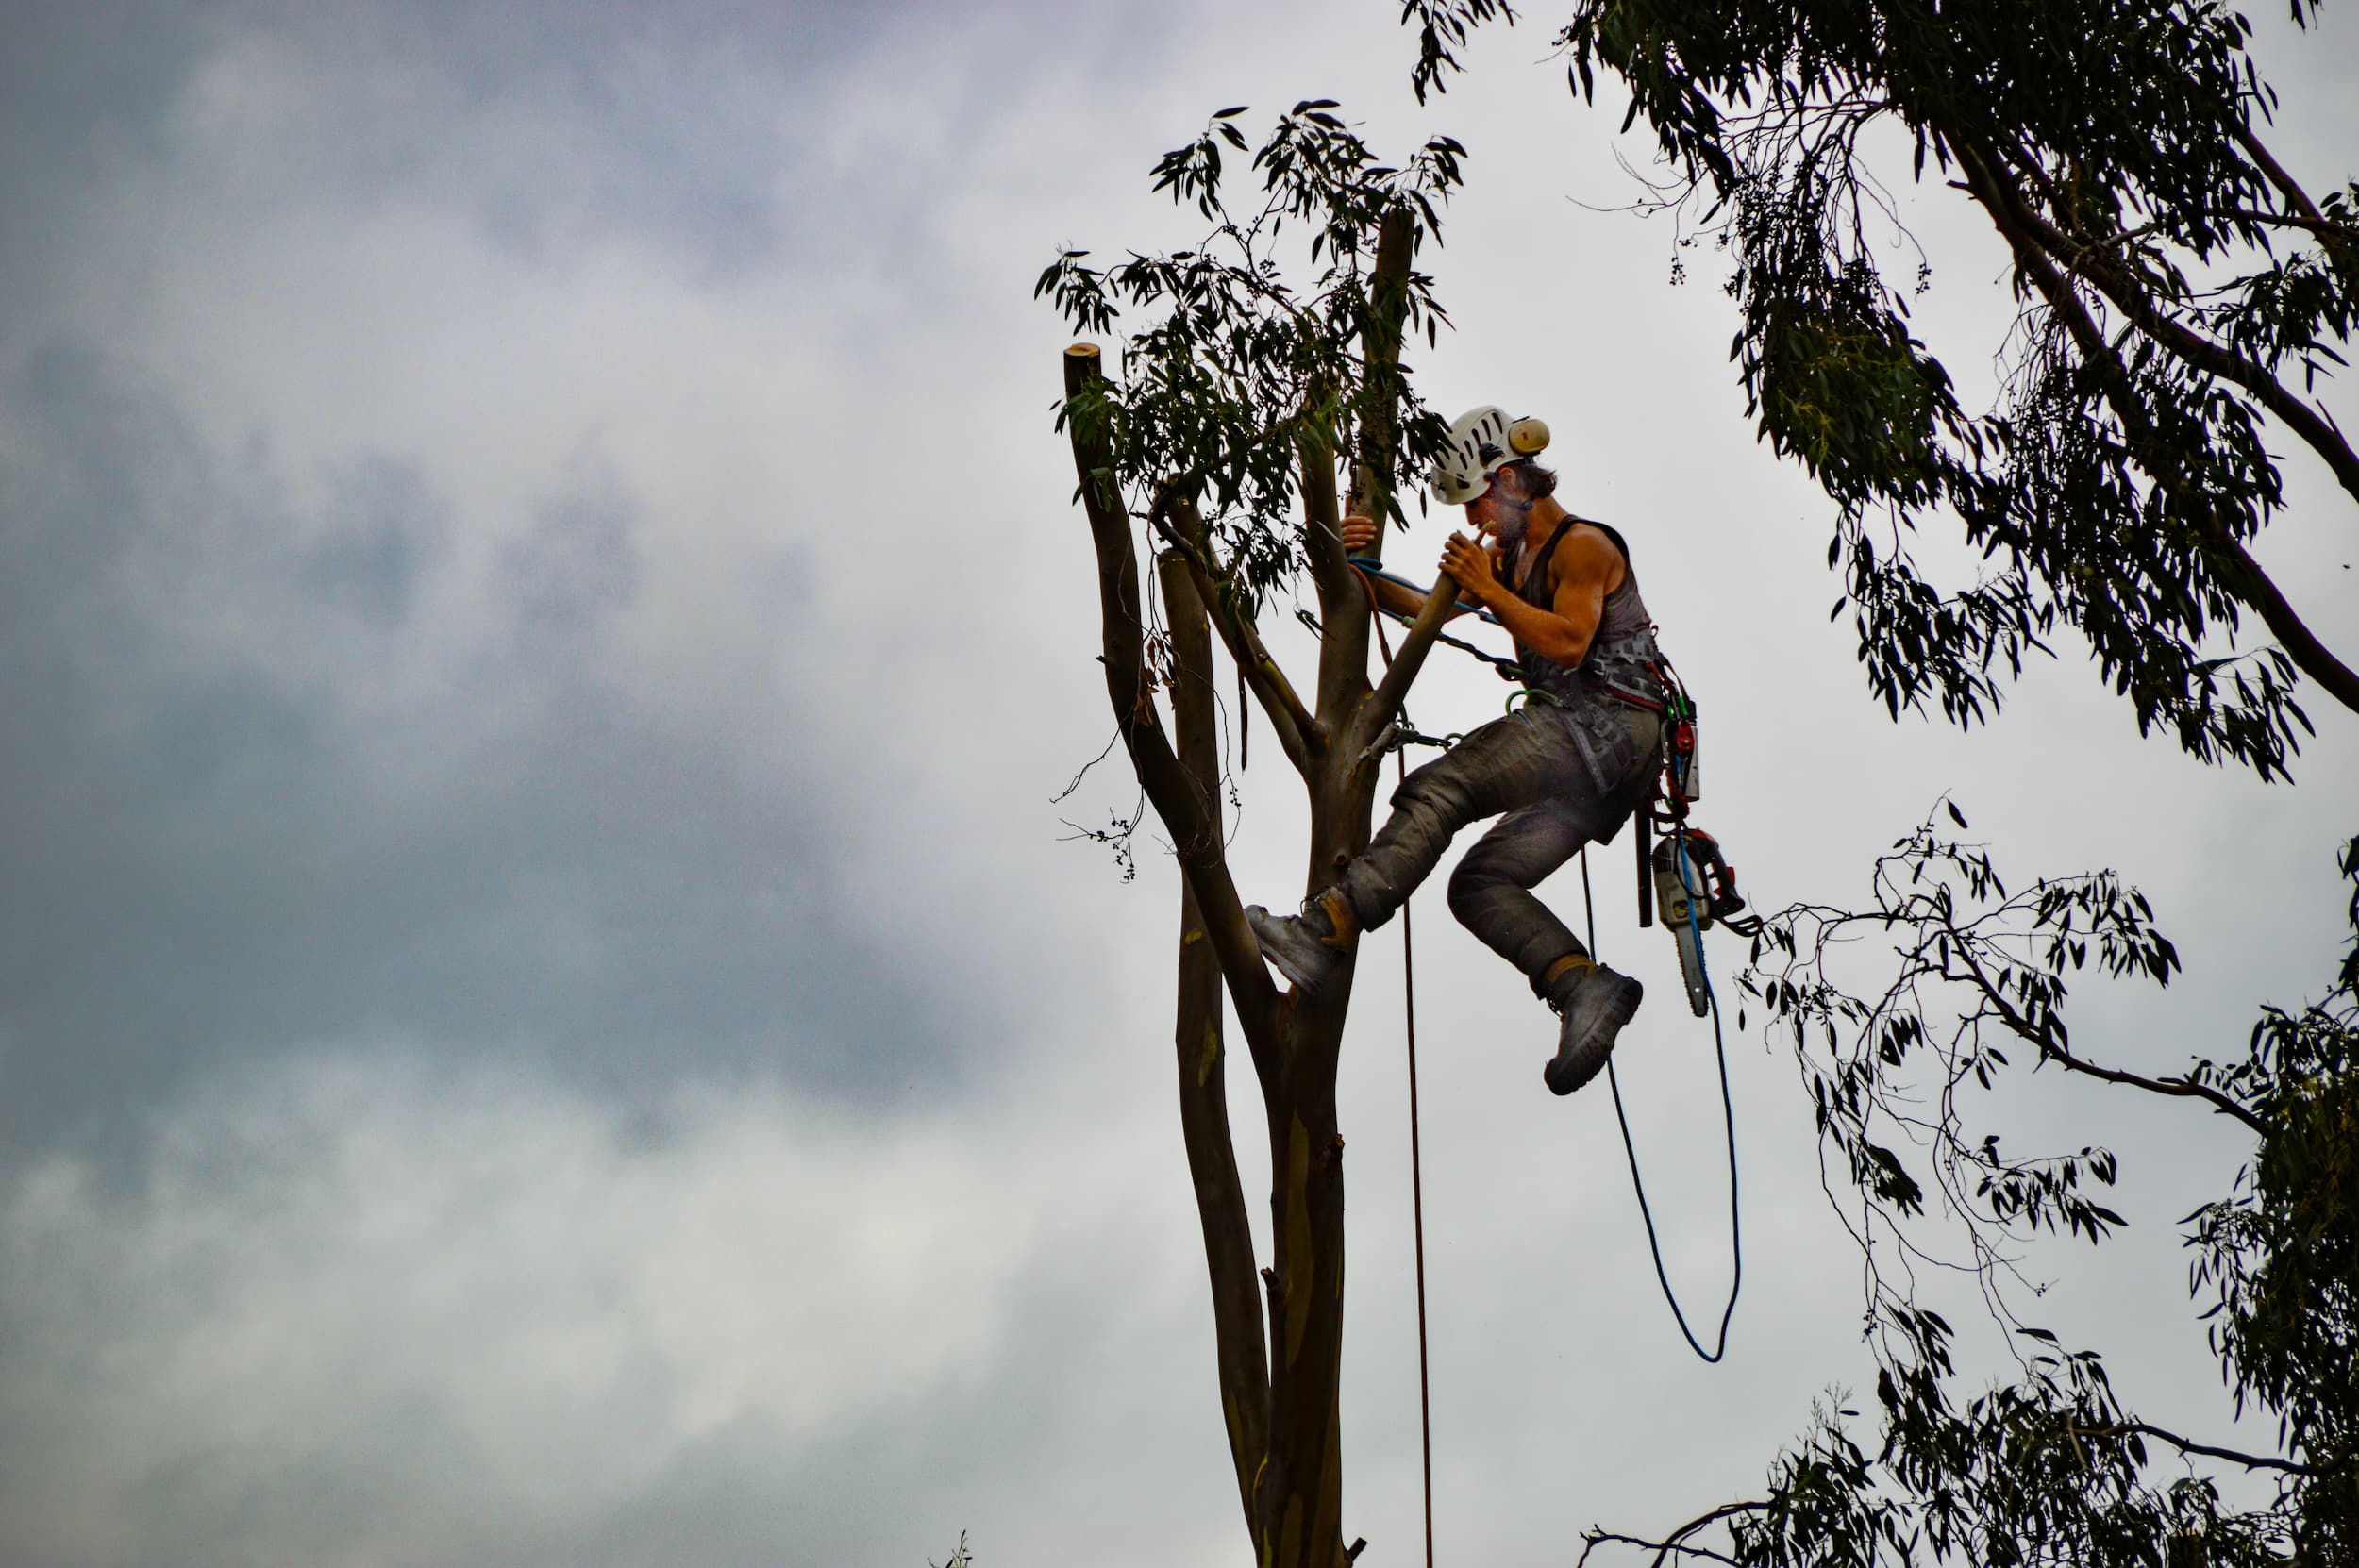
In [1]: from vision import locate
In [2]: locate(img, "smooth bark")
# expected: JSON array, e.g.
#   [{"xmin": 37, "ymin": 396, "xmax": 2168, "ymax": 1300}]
[
  {"xmin": 1164, "ymin": 492, "xmax": 1322, "ymax": 774},
  {"xmin": 1162, "ymin": 555, "xmax": 1275, "ymax": 1532}
]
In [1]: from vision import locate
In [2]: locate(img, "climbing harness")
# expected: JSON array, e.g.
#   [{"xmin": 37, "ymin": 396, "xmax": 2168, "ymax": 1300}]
[{"xmin": 1641, "ymin": 672, "xmax": 1761, "ymax": 1011}]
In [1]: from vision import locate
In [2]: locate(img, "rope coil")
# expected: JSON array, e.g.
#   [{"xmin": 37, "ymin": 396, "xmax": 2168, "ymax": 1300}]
[{"xmin": 1585, "ymin": 844, "xmax": 1744, "ymax": 1363}]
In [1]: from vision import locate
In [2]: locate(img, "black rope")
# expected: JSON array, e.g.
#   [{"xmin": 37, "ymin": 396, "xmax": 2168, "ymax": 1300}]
[
  {"xmin": 1398, "ymin": 745, "xmax": 1436, "ymax": 1568},
  {"xmin": 1581, "ymin": 847, "xmax": 1744, "ymax": 1363},
  {"xmin": 1360, "ymin": 571, "xmax": 1436, "ymax": 1568}
]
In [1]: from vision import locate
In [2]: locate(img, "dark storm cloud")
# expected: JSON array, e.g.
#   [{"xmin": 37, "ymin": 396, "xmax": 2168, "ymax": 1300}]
[{"xmin": 0, "ymin": 339, "xmax": 963, "ymax": 1169}]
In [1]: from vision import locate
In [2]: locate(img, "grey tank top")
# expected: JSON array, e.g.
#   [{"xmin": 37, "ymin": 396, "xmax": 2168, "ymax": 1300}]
[{"xmin": 1510, "ymin": 518, "xmax": 1665, "ymax": 709}]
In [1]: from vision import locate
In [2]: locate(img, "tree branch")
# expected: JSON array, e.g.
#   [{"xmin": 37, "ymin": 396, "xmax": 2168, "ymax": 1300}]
[
  {"xmin": 1301, "ymin": 430, "xmax": 1373, "ymax": 727},
  {"xmin": 1353, "ymin": 207, "xmax": 1414, "ymax": 562},
  {"xmin": 2077, "ymin": 1420, "xmax": 2322, "ymax": 1476},
  {"xmin": 1576, "ymin": 1501, "xmax": 1765, "ymax": 1568},
  {"xmin": 1936, "ymin": 932, "xmax": 2272, "ymax": 1136},
  {"xmin": 1348, "ymin": 575, "xmax": 1464, "ymax": 765},
  {"xmin": 2040, "ymin": 1033, "xmax": 2268, "ymax": 1135},
  {"xmin": 1956, "ymin": 146, "xmax": 2359, "ymax": 719},
  {"xmin": 1066, "ymin": 343, "xmax": 1282, "ymax": 1059},
  {"xmin": 1996, "ymin": 173, "xmax": 2359, "ymax": 509},
  {"xmin": 1575, "ymin": 1535, "xmax": 1741, "ymax": 1568},
  {"xmin": 2227, "ymin": 121, "xmax": 2340, "ymax": 237},
  {"xmin": 2213, "ymin": 533, "xmax": 2359, "ymax": 718},
  {"xmin": 1161, "ymin": 554, "xmax": 1275, "ymax": 1527},
  {"xmin": 1163, "ymin": 493, "xmax": 1321, "ymax": 773}
]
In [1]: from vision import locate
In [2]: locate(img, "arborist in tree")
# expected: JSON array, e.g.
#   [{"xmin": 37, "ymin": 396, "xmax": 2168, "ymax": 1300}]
[{"xmin": 1247, "ymin": 407, "xmax": 1668, "ymax": 1094}]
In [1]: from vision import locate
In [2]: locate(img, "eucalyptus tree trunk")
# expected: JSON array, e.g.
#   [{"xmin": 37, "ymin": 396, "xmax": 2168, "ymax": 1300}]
[{"xmin": 1060, "ymin": 210, "xmax": 1461, "ymax": 1568}]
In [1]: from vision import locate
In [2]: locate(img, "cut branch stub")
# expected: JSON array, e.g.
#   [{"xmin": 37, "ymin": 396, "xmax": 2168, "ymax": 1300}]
[{"xmin": 1064, "ymin": 343, "xmax": 1282, "ymax": 1063}]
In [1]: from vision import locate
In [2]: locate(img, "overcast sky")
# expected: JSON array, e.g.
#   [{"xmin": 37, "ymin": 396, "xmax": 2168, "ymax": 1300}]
[{"xmin": 1, "ymin": 3, "xmax": 2353, "ymax": 1566}]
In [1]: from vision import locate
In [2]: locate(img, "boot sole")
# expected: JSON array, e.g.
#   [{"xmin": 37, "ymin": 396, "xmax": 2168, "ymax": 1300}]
[{"xmin": 1545, "ymin": 975, "xmax": 1644, "ymax": 1095}]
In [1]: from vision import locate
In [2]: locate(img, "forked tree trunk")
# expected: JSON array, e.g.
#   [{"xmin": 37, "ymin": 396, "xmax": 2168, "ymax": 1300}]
[{"xmin": 1058, "ymin": 208, "xmax": 1451, "ymax": 1568}]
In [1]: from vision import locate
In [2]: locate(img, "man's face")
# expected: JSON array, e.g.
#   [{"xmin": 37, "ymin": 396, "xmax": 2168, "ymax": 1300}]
[{"xmin": 1464, "ymin": 465, "xmax": 1532, "ymax": 542}]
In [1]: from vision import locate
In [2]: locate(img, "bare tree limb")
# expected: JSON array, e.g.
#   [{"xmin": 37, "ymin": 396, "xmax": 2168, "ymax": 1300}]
[
  {"xmin": 2227, "ymin": 118, "xmax": 2340, "ymax": 238},
  {"xmin": 1163, "ymin": 495, "xmax": 1320, "ymax": 774},
  {"xmin": 1937, "ymin": 929, "xmax": 2272, "ymax": 1136},
  {"xmin": 1990, "ymin": 171, "xmax": 2359, "ymax": 509},
  {"xmin": 1353, "ymin": 207, "xmax": 1414, "ymax": 561},
  {"xmin": 2212, "ymin": 532, "xmax": 2359, "ymax": 719},
  {"xmin": 1161, "ymin": 554, "xmax": 1275, "ymax": 1526},
  {"xmin": 1349, "ymin": 575, "xmax": 1464, "ymax": 765},
  {"xmin": 1067, "ymin": 343, "xmax": 1282, "ymax": 1060},
  {"xmin": 1301, "ymin": 431, "xmax": 1372, "ymax": 727},
  {"xmin": 1576, "ymin": 1498, "xmax": 1766, "ymax": 1568}
]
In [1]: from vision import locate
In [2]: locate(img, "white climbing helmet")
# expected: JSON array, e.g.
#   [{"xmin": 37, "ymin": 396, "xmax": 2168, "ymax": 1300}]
[{"xmin": 1429, "ymin": 405, "xmax": 1552, "ymax": 506}]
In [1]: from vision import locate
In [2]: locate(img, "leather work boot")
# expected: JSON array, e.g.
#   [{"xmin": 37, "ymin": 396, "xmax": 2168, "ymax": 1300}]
[
  {"xmin": 1245, "ymin": 889, "xmax": 1356, "ymax": 995},
  {"xmin": 1543, "ymin": 962, "xmax": 1645, "ymax": 1095}
]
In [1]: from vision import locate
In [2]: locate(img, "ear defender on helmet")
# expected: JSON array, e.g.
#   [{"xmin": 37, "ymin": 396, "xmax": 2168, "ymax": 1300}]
[{"xmin": 1430, "ymin": 406, "xmax": 1551, "ymax": 505}]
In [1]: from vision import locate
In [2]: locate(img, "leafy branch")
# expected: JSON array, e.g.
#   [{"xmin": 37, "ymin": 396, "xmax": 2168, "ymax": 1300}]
[{"xmin": 1579, "ymin": 819, "xmax": 2358, "ymax": 1565}]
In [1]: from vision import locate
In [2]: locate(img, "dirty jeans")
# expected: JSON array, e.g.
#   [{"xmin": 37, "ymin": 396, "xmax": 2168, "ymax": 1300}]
[{"xmin": 1338, "ymin": 696, "xmax": 1661, "ymax": 989}]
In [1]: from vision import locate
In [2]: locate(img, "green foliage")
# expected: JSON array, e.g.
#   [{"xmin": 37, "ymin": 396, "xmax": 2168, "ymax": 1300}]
[
  {"xmin": 1519, "ymin": 0, "xmax": 2359, "ymax": 777},
  {"xmin": 1605, "ymin": 825, "xmax": 2359, "ymax": 1567},
  {"xmin": 2188, "ymin": 836, "xmax": 2359, "ymax": 1562},
  {"xmin": 1039, "ymin": 104, "xmax": 1466, "ymax": 611},
  {"xmin": 1403, "ymin": 0, "xmax": 1519, "ymax": 105}
]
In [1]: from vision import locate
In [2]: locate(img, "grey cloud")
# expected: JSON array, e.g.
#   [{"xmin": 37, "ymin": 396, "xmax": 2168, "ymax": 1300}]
[
  {"xmin": 0, "ymin": 0, "xmax": 2349, "ymax": 1564},
  {"xmin": 303, "ymin": 454, "xmax": 445, "ymax": 629},
  {"xmin": 0, "ymin": 4, "xmax": 211, "ymax": 320},
  {"xmin": 0, "ymin": 340, "xmax": 977, "ymax": 1174},
  {"xmin": 0, "ymin": 1053, "xmax": 1238, "ymax": 1568},
  {"xmin": 503, "ymin": 459, "xmax": 640, "ymax": 635},
  {"xmin": 0, "ymin": 0, "xmax": 1118, "ymax": 297}
]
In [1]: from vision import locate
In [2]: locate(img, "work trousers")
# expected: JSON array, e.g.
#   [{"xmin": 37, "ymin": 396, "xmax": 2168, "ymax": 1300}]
[{"xmin": 1338, "ymin": 696, "xmax": 1661, "ymax": 990}]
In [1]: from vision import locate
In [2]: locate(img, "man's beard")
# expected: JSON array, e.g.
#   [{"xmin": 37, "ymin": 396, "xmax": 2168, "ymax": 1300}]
[{"xmin": 1487, "ymin": 498, "xmax": 1533, "ymax": 554}]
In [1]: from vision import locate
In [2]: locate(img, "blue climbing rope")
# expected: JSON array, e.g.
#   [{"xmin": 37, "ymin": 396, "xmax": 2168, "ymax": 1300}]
[{"xmin": 1581, "ymin": 831, "xmax": 1744, "ymax": 1364}]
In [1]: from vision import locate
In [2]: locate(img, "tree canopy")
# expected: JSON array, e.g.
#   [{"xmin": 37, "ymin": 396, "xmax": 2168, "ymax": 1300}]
[{"xmin": 1426, "ymin": 0, "xmax": 2359, "ymax": 778}]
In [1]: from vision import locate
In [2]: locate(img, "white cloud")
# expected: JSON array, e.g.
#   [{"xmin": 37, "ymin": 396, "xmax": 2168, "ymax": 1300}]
[{"xmin": 0, "ymin": 1053, "xmax": 1079, "ymax": 1567}]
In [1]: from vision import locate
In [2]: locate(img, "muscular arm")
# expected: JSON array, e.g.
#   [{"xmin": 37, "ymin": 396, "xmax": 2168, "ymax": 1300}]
[{"xmin": 1446, "ymin": 525, "xmax": 1621, "ymax": 669}]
